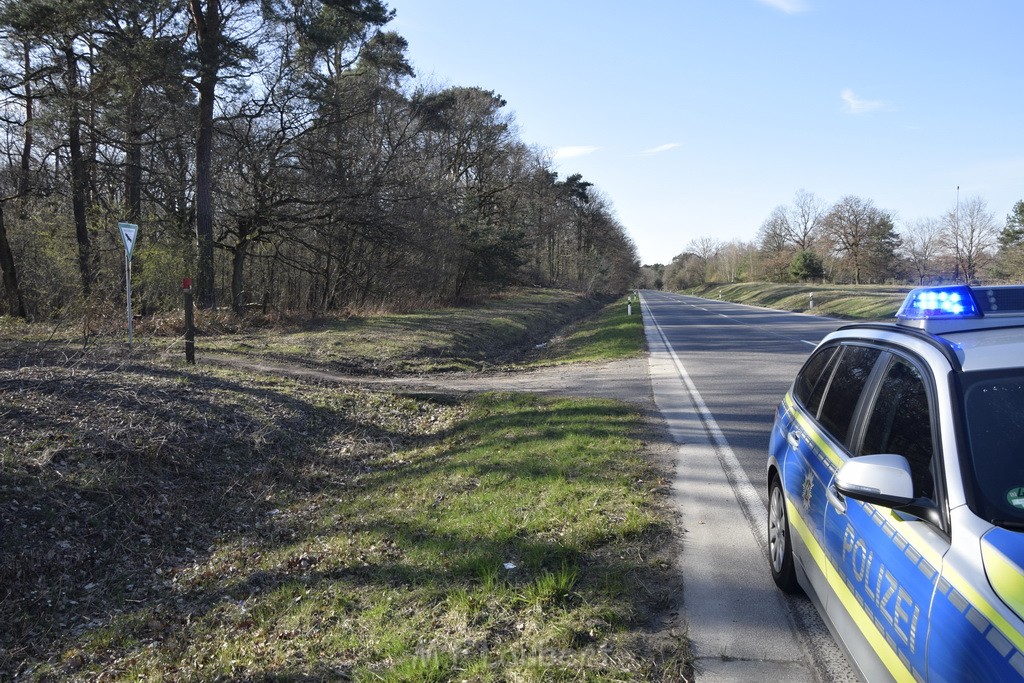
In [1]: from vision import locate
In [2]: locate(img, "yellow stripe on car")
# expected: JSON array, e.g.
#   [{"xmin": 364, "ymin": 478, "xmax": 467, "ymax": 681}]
[
  {"xmin": 786, "ymin": 498, "xmax": 914, "ymax": 682},
  {"xmin": 981, "ymin": 543, "xmax": 1024, "ymax": 620},
  {"xmin": 783, "ymin": 392, "xmax": 1024, "ymax": 671},
  {"xmin": 783, "ymin": 393, "xmax": 842, "ymax": 468},
  {"xmin": 944, "ymin": 554, "xmax": 1024, "ymax": 656}
]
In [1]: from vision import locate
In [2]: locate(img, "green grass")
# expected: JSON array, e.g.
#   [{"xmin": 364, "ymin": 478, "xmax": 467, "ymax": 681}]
[
  {"xmin": 689, "ymin": 282, "xmax": 909, "ymax": 320},
  {"xmin": 1, "ymin": 355, "xmax": 688, "ymax": 681},
  {"xmin": 531, "ymin": 296, "xmax": 645, "ymax": 366},
  {"xmin": 1, "ymin": 289, "xmax": 687, "ymax": 679}
]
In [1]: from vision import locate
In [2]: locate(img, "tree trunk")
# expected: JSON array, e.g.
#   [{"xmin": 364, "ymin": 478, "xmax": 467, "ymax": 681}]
[
  {"xmin": 230, "ymin": 223, "xmax": 250, "ymax": 314},
  {"xmin": 65, "ymin": 43, "xmax": 92, "ymax": 297},
  {"xmin": 547, "ymin": 231, "xmax": 556, "ymax": 282},
  {"xmin": 0, "ymin": 203, "xmax": 27, "ymax": 319},
  {"xmin": 194, "ymin": 74, "xmax": 216, "ymax": 308},
  {"xmin": 190, "ymin": 0, "xmax": 221, "ymax": 309},
  {"xmin": 231, "ymin": 244, "xmax": 247, "ymax": 314},
  {"xmin": 126, "ymin": 85, "xmax": 143, "ymax": 220},
  {"xmin": 19, "ymin": 42, "xmax": 33, "ymax": 197}
]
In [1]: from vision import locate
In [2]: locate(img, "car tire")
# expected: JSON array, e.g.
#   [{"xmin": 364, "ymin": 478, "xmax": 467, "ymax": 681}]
[{"xmin": 769, "ymin": 475, "xmax": 801, "ymax": 594}]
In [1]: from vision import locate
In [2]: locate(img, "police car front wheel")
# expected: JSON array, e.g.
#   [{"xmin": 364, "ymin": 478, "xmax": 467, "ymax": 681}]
[{"xmin": 769, "ymin": 476, "xmax": 800, "ymax": 594}]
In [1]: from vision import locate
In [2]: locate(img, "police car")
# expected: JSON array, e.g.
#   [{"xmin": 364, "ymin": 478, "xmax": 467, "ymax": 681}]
[{"xmin": 767, "ymin": 285, "xmax": 1024, "ymax": 681}]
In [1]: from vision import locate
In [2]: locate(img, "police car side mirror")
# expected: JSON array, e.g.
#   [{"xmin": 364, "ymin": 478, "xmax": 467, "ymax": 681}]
[
  {"xmin": 835, "ymin": 454, "xmax": 944, "ymax": 527},
  {"xmin": 835, "ymin": 454, "xmax": 915, "ymax": 508}
]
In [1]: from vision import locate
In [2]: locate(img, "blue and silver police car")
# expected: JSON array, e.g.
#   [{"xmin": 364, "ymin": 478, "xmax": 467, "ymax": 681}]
[{"xmin": 767, "ymin": 284, "xmax": 1024, "ymax": 681}]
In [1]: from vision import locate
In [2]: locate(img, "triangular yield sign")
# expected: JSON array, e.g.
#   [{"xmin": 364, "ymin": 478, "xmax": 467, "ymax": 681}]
[{"xmin": 119, "ymin": 222, "xmax": 138, "ymax": 260}]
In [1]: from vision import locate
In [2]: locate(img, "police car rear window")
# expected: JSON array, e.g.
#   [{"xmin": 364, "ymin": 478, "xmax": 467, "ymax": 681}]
[
  {"xmin": 794, "ymin": 345, "xmax": 838, "ymax": 415},
  {"xmin": 818, "ymin": 345, "xmax": 883, "ymax": 447}
]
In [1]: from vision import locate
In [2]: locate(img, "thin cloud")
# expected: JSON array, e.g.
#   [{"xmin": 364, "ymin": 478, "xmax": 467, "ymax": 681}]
[
  {"xmin": 841, "ymin": 88, "xmax": 885, "ymax": 114},
  {"xmin": 756, "ymin": 0, "xmax": 808, "ymax": 14},
  {"xmin": 553, "ymin": 146, "xmax": 599, "ymax": 160},
  {"xmin": 639, "ymin": 143, "xmax": 681, "ymax": 156}
]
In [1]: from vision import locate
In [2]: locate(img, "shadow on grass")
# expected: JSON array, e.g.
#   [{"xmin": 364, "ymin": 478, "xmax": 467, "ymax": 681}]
[{"xmin": 0, "ymin": 358, "xmax": 681, "ymax": 680}]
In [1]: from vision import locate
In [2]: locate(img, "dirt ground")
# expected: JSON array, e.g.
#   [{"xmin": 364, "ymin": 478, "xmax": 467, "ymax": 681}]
[{"xmin": 205, "ymin": 354, "xmax": 657, "ymax": 407}]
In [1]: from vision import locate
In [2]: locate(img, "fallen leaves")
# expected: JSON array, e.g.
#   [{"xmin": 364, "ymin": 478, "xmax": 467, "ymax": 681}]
[{"xmin": 0, "ymin": 351, "xmax": 461, "ymax": 681}]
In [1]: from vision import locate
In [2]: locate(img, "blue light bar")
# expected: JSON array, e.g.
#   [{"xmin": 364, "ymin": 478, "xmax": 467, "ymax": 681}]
[{"xmin": 896, "ymin": 285, "xmax": 982, "ymax": 321}]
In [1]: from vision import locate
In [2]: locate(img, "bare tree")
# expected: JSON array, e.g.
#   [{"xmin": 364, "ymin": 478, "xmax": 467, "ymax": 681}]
[
  {"xmin": 788, "ymin": 189, "xmax": 823, "ymax": 250},
  {"xmin": 715, "ymin": 240, "xmax": 748, "ymax": 283},
  {"xmin": 757, "ymin": 205, "xmax": 791, "ymax": 253},
  {"xmin": 943, "ymin": 195, "xmax": 998, "ymax": 283},
  {"xmin": 686, "ymin": 236, "xmax": 721, "ymax": 284},
  {"xmin": 901, "ymin": 218, "xmax": 944, "ymax": 284},
  {"xmin": 822, "ymin": 195, "xmax": 898, "ymax": 285},
  {"xmin": 662, "ymin": 252, "xmax": 700, "ymax": 290},
  {"xmin": 756, "ymin": 206, "xmax": 793, "ymax": 282}
]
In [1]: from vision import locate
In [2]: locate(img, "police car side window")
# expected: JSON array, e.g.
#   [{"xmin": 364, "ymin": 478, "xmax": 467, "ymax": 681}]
[
  {"xmin": 817, "ymin": 345, "xmax": 883, "ymax": 446},
  {"xmin": 794, "ymin": 346, "xmax": 838, "ymax": 415},
  {"xmin": 859, "ymin": 358, "xmax": 934, "ymax": 499}
]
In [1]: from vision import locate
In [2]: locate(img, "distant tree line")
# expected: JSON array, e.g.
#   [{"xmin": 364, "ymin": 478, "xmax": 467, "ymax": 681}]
[
  {"xmin": 0, "ymin": 0, "xmax": 638, "ymax": 320},
  {"xmin": 644, "ymin": 188, "xmax": 1024, "ymax": 291}
]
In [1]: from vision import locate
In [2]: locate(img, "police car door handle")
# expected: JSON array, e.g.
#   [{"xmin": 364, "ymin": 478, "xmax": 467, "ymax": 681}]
[
  {"xmin": 787, "ymin": 430, "xmax": 803, "ymax": 449},
  {"xmin": 826, "ymin": 483, "xmax": 847, "ymax": 514}
]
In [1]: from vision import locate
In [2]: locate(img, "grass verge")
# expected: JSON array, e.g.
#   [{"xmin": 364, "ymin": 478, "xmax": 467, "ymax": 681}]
[
  {"xmin": 196, "ymin": 289, "xmax": 608, "ymax": 375},
  {"xmin": 1, "ymin": 289, "xmax": 641, "ymax": 376},
  {"xmin": 1, "ymin": 352, "xmax": 688, "ymax": 681},
  {"xmin": 530, "ymin": 297, "xmax": 645, "ymax": 366},
  {"xmin": 689, "ymin": 282, "xmax": 909, "ymax": 320}
]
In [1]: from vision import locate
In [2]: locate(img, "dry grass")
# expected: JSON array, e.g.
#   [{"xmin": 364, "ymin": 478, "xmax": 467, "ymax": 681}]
[
  {"xmin": 190, "ymin": 289, "xmax": 610, "ymax": 375},
  {"xmin": 1, "ymin": 303, "xmax": 690, "ymax": 681},
  {"xmin": 689, "ymin": 282, "xmax": 907, "ymax": 319}
]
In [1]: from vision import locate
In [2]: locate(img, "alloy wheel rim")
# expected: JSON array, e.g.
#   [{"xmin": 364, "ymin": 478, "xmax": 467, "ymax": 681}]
[{"xmin": 769, "ymin": 487, "xmax": 786, "ymax": 572}]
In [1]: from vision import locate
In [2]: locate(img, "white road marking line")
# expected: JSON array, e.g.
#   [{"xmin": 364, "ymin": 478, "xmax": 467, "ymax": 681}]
[
  {"xmin": 668, "ymin": 293, "xmax": 828, "ymax": 347},
  {"xmin": 639, "ymin": 292, "xmax": 858, "ymax": 681},
  {"xmin": 640, "ymin": 294, "xmax": 770, "ymax": 550}
]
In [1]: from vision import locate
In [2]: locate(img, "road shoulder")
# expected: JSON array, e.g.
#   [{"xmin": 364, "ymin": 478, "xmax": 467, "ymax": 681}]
[{"xmin": 643, "ymin": 297, "xmax": 819, "ymax": 682}]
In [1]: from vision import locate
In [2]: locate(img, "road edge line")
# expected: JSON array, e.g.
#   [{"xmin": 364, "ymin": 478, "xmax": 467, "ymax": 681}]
[{"xmin": 639, "ymin": 292, "xmax": 770, "ymax": 551}]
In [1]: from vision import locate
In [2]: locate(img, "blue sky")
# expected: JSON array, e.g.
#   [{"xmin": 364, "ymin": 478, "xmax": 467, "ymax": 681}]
[{"xmin": 390, "ymin": 1, "xmax": 1024, "ymax": 265}]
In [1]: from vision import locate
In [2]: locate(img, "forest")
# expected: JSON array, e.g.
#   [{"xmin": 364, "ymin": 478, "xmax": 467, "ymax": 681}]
[{"xmin": 0, "ymin": 0, "xmax": 639, "ymax": 321}]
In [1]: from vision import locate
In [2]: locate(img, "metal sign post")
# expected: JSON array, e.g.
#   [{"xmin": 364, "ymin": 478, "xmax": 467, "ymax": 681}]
[
  {"xmin": 183, "ymin": 277, "xmax": 195, "ymax": 364},
  {"xmin": 119, "ymin": 223, "xmax": 138, "ymax": 346}
]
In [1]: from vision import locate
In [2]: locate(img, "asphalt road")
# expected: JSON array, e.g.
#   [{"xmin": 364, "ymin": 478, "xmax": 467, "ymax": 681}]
[
  {"xmin": 642, "ymin": 290, "xmax": 841, "ymax": 505},
  {"xmin": 640, "ymin": 290, "xmax": 862, "ymax": 682}
]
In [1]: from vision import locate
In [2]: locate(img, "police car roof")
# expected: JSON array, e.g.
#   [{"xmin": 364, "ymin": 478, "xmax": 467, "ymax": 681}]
[
  {"xmin": 894, "ymin": 285, "xmax": 1024, "ymax": 372},
  {"xmin": 940, "ymin": 326, "xmax": 1024, "ymax": 372}
]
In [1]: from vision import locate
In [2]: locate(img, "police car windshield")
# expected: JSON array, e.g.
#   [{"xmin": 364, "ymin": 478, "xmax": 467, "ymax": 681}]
[{"xmin": 962, "ymin": 368, "xmax": 1024, "ymax": 527}]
